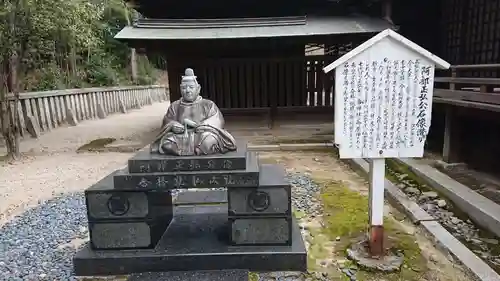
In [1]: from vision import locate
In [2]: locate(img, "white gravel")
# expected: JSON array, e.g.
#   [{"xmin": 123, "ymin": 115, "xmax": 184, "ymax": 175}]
[{"xmin": 0, "ymin": 101, "xmax": 169, "ymax": 227}]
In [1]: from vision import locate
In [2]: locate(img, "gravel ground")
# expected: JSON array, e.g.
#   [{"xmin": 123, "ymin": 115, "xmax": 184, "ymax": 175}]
[{"xmin": 0, "ymin": 193, "xmax": 87, "ymax": 281}]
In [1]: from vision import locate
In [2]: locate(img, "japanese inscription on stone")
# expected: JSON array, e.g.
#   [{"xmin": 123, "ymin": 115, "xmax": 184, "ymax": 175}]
[
  {"xmin": 129, "ymin": 157, "xmax": 244, "ymax": 173},
  {"xmin": 115, "ymin": 172, "xmax": 258, "ymax": 190},
  {"xmin": 335, "ymin": 57, "xmax": 434, "ymax": 158}
]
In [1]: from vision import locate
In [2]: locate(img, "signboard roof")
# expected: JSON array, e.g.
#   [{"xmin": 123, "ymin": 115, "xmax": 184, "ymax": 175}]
[{"xmin": 323, "ymin": 29, "xmax": 451, "ymax": 73}]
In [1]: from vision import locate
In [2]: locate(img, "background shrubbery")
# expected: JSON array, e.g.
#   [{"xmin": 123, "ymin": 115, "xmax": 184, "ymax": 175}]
[{"xmin": 0, "ymin": 0, "xmax": 160, "ymax": 92}]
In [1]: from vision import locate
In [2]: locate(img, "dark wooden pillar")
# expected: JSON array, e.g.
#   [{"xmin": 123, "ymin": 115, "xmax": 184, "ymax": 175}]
[
  {"xmin": 166, "ymin": 59, "xmax": 182, "ymax": 101},
  {"xmin": 442, "ymin": 105, "xmax": 462, "ymax": 163}
]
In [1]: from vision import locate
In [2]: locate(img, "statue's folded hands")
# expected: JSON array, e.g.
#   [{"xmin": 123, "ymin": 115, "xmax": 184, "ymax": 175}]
[
  {"xmin": 183, "ymin": 118, "xmax": 199, "ymax": 128},
  {"xmin": 150, "ymin": 68, "xmax": 237, "ymax": 156},
  {"xmin": 171, "ymin": 122, "xmax": 185, "ymax": 134}
]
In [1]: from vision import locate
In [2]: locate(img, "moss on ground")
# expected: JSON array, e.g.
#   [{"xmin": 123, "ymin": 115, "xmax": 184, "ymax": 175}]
[
  {"xmin": 317, "ymin": 179, "xmax": 428, "ymax": 281},
  {"xmin": 248, "ymin": 272, "xmax": 259, "ymax": 281},
  {"xmin": 77, "ymin": 137, "xmax": 116, "ymax": 153},
  {"xmin": 320, "ymin": 180, "xmax": 369, "ymax": 239},
  {"xmin": 385, "ymin": 159, "xmax": 431, "ymax": 192},
  {"xmin": 293, "ymin": 210, "xmax": 306, "ymax": 220}
]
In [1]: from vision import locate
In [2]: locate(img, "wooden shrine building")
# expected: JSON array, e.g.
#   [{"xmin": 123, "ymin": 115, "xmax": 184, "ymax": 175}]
[{"xmin": 115, "ymin": 0, "xmax": 394, "ymax": 122}]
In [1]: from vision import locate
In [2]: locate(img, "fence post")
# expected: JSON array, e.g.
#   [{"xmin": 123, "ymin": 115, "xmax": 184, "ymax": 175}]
[{"xmin": 442, "ymin": 68, "xmax": 462, "ymax": 163}]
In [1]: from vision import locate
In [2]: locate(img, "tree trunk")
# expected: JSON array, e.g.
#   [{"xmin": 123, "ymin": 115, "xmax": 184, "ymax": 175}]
[
  {"xmin": 1, "ymin": 4, "xmax": 21, "ymax": 160},
  {"xmin": 125, "ymin": 4, "xmax": 138, "ymax": 83},
  {"xmin": 4, "ymin": 49, "xmax": 21, "ymax": 160},
  {"xmin": 130, "ymin": 48, "xmax": 138, "ymax": 82}
]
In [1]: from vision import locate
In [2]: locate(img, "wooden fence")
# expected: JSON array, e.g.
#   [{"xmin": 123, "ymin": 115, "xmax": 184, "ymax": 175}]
[
  {"xmin": 427, "ymin": 64, "xmax": 500, "ymax": 166},
  {"xmin": 433, "ymin": 64, "xmax": 500, "ymax": 112},
  {"xmin": 2, "ymin": 85, "xmax": 168, "ymax": 138}
]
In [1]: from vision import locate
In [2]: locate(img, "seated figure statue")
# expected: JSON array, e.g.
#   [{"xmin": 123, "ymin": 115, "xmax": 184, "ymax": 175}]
[{"xmin": 151, "ymin": 68, "xmax": 237, "ymax": 156}]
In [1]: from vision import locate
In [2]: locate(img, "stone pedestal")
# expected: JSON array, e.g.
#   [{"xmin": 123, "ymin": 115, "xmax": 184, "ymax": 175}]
[
  {"xmin": 75, "ymin": 143, "xmax": 306, "ymax": 276},
  {"xmin": 228, "ymin": 164, "xmax": 292, "ymax": 246}
]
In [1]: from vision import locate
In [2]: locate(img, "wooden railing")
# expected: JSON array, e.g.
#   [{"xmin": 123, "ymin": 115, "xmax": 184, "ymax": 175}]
[
  {"xmin": 433, "ymin": 64, "xmax": 500, "ymax": 111},
  {"xmin": 2, "ymin": 85, "xmax": 168, "ymax": 138}
]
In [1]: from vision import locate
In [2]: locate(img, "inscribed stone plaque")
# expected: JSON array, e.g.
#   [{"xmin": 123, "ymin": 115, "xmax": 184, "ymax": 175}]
[
  {"xmin": 86, "ymin": 190, "xmax": 173, "ymax": 220},
  {"xmin": 228, "ymin": 186, "xmax": 291, "ymax": 216},
  {"xmin": 114, "ymin": 171, "xmax": 259, "ymax": 190},
  {"xmin": 334, "ymin": 45, "xmax": 435, "ymax": 158},
  {"xmin": 230, "ymin": 217, "xmax": 292, "ymax": 246},
  {"xmin": 115, "ymin": 151, "xmax": 259, "ymax": 190},
  {"xmin": 89, "ymin": 217, "xmax": 171, "ymax": 250},
  {"xmin": 128, "ymin": 146, "xmax": 247, "ymax": 173}
]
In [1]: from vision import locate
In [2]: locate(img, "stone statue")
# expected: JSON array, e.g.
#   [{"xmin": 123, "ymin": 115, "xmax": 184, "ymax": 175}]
[{"xmin": 151, "ymin": 68, "xmax": 237, "ymax": 156}]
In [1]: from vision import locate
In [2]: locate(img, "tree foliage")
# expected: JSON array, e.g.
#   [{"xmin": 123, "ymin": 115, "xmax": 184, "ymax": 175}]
[{"xmin": 0, "ymin": 0, "xmax": 158, "ymax": 92}]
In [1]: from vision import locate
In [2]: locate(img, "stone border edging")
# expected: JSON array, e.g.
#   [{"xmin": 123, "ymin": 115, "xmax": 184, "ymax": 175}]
[
  {"xmin": 247, "ymin": 143, "xmax": 500, "ymax": 281},
  {"xmin": 395, "ymin": 158, "xmax": 500, "ymax": 239}
]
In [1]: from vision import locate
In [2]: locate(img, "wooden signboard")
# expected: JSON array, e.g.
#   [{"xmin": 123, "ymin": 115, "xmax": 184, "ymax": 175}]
[{"xmin": 323, "ymin": 29, "xmax": 450, "ymax": 256}]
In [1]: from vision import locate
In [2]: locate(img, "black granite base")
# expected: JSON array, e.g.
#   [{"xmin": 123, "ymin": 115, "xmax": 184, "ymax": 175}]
[
  {"xmin": 85, "ymin": 186, "xmax": 173, "ymax": 220},
  {"xmin": 229, "ymin": 216, "xmax": 292, "ymax": 246},
  {"xmin": 73, "ymin": 205, "xmax": 307, "ymax": 276},
  {"xmin": 88, "ymin": 214, "xmax": 173, "ymax": 250}
]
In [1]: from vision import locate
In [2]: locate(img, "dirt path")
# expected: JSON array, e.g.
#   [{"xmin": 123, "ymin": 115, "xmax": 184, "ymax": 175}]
[{"xmin": 0, "ymin": 102, "xmax": 169, "ymax": 226}]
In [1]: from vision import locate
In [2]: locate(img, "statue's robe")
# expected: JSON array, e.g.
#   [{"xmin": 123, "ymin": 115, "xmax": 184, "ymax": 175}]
[{"xmin": 151, "ymin": 96, "xmax": 237, "ymax": 156}]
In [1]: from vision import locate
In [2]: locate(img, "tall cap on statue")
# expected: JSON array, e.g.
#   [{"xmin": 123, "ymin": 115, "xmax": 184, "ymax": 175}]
[{"xmin": 181, "ymin": 68, "xmax": 197, "ymax": 83}]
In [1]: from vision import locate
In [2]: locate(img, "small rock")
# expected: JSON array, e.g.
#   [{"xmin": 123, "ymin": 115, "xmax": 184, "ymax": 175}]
[
  {"xmin": 342, "ymin": 268, "xmax": 354, "ymax": 277},
  {"xmin": 436, "ymin": 199, "xmax": 447, "ymax": 208},
  {"xmin": 397, "ymin": 174, "xmax": 408, "ymax": 180},
  {"xmin": 450, "ymin": 217, "xmax": 462, "ymax": 225},
  {"xmin": 421, "ymin": 203, "xmax": 435, "ymax": 212},
  {"xmin": 404, "ymin": 187, "xmax": 421, "ymax": 196},
  {"xmin": 481, "ymin": 238, "xmax": 499, "ymax": 245},
  {"xmin": 470, "ymin": 238, "xmax": 483, "ymax": 245},
  {"xmin": 481, "ymin": 252, "xmax": 491, "ymax": 259},
  {"xmin": 418, "ymin": 191, "xmax": 439, "ymax": 202}
]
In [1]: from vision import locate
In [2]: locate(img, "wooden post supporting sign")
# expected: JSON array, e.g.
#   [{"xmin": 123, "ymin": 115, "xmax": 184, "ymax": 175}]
[
  {"xmin": 323, "ymin": 29, "xmax": 450, "ymax": 257},
  {"xmin": 368, "ymin": 158, "xmax": 385, "ymax": 256}
]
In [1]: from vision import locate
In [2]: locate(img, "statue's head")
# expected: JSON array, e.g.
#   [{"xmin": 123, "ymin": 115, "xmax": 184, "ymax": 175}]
[{"xmin": 180, "ymin": 68, "xmax": 201, "ymax": 103}]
